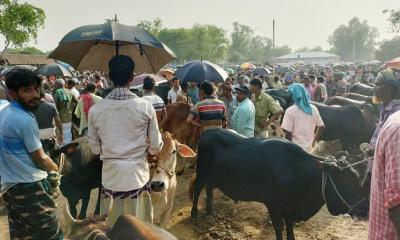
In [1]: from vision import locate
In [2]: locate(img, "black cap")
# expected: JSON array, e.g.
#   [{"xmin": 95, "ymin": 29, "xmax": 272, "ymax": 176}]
[{"xmin": 234, "ymin": 85, "xmax": 250, "ymax": 94}]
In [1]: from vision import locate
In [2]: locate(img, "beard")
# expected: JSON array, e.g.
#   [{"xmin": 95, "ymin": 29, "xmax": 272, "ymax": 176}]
[{"xmin": 16, "ymin": 95, "xmax": 40, "ymax": 112}]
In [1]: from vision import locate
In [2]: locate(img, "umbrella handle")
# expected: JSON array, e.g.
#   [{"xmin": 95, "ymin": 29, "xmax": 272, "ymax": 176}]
[{"xmin": 116, "ymin": 41, "xmax": 120, "ymax": 55}]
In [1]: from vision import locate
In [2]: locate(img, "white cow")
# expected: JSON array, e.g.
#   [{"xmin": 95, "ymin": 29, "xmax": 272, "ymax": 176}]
[{"xmin": 150, "ymin": 132, "xmax": 196, "ymax": 228}]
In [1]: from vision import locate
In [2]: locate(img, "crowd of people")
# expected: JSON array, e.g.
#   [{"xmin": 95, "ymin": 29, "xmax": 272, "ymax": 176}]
[{"xmin": 0, "ymin": 56, "xmax": 400, "ymax": 240}]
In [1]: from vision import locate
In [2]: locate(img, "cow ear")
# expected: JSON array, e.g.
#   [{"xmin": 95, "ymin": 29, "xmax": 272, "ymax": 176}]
[{"xmin": 177, "ymin": 144, "xmax": 196, "ymax": 158}]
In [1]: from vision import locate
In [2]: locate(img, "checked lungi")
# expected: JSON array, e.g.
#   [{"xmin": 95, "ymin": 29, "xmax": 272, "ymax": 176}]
[
  {"xmin": 2, "ymin": 179, "xmax": 63, "ymax": 240},
  {"xmin": 100, "ymin": 184, "xmax": 153, "ymax": 227}
]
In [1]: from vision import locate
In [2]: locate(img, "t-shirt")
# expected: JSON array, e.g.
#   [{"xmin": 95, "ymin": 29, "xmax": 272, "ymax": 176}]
[
  {"xmin": 281, "ymin": 104, "xmax": 324, "ymax": 152},
  {"xmin": 167, "ymin": 88, "xmax": 182, "ymax": 104},
  {"xmin": 32, "ymin": 100, "xmax": 59, "ymax": 129},
  {"xmin": 190, "ymin": 97, "xmax": 226, "ymax": 130},
  {"xmin": 142, "ymin": 93, "xmax": 166, "ymax": 112}
]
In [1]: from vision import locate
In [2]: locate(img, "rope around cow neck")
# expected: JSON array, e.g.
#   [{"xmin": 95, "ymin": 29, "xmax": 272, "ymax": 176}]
[{"xmin": 84, "ymin": 229, "xmax": 110, "ymax": 240}]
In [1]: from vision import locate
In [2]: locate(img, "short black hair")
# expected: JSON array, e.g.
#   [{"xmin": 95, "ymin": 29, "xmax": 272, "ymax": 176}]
[
  {"xmin": 200, "ymin": 81, "xmax": 213, "ymax": 95},
  {"xmin": 317, "ymin": 76, "xmax": 324, "ymax": 83},
  {"xmin": 108, "ymin": 55, "xmax": 135, "ymax": 87},
  {"xmin": 86, "ymin": 82, "xmax": 96, "ymax": 92},
  {"xmin": 274, "ymin": 76, "xmax": 279, "ymax": 81},
  {"xmin": 180, "ymin": 82, "xmax": 189, "ymax": 89},
  {"xmin": 5, "ymin": 68, "xmax": 41, "ymax": 92},
  {"xmin": 172, "ymin": 77, "xmax": 179, "ymax": 82},
  {"xmin": 250, "ymin": 78, "xmax": 262, "ymax": 89},
  {"xmin": 143, "ymin": 76, "xmax": 156, "ymax": 90},
  {"xmin": 309, "ymin": 74, "xmax": 315, "ymax": 80}
]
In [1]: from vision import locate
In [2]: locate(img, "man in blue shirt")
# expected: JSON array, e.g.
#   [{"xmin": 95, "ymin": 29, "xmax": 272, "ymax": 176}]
[
  {"xmin": 231, "ymin": 85, "xmax": 255, "ymax": 137},
  {"xmin": 0, "ymin": 68, "xmax": 63, "ymax": 240}
]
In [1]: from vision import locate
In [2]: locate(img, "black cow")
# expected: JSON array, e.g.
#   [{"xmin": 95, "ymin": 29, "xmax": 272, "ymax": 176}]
[
  {"xmin": 324, "ymin": 96, "xmax": 366, "ymax": 107},
  {"xmin": 190, "ymin": 129, "xmax": 368, "ymax": 240},
  {"xmin": 52, "ymin": 137, "xmax": 102, "ymax": 219},
  {"xmin": 350, "ymin": 83, "xmax": 374, "ymax": 96},
  {"xmin": 344, "ymin": 92, "xmax": 373, "ymax": 103},
  {"xmin": 266, "ymin": 89, "xmax": 293, "ymax": 110},
  {"xmin": 312, "ymin": 102, "xmax": 375, "ymax": 152}
]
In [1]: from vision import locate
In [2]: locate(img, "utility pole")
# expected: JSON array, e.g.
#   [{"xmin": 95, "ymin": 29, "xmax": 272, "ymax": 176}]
[
  {"xmin": 273, "ymin": 19, "xmax": 275, "ymax": 76},
  {"xmin": 352, "ymin": 35, "xmax": 356, "ymax": 62}
]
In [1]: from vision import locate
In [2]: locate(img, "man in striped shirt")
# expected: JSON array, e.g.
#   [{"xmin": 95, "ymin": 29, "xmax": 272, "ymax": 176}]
[
  {"xmin": 142, "ymin": 76, "xmax": 167, "ymax": 124},
  {"xmin": 186, "ymin": 81, "xmax": 226, "ymax": 132}
]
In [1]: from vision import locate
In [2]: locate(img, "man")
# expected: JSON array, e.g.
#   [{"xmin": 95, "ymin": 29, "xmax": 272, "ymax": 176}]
[
  {"xmin": 187, "ymin": 82, "xmax": 199, "ymax": 105},
  {"xmin": 219, "ymin": 82, "xmax": 237, "ymax": 126},
  {"xmin": 250, "ymin": 78, "xmax": 283, "ymax": 138},
  {"xmin": 231, "ymin": 85, "xmax": 255, "ymax": 137},
  {"xmin": 281, "ymin": 83, "xmax": 325, "ymax": 152},
  {"xmin": 74, "ymin": 83, "xmax": 102, "ymax": 136},
  {"xmin": 272, "ymin": 76, "xmax": 283, "ymax": 89},
  {"xmin": 368, "ymin": 110, "xmax": 400, "ymax": 240},
  {"xmin": 233, "ymin": 75, "xmax": 246, "ymax": 93},
  {"xmin": 186, "ymin": 81, "xmax": 226, "ymax": 132},
  {"xmin": 142, "ymin": 76, "xmax": 167, "ymax": 125},
  {"xmin": 0, "ymin": 69, "xmax": 63, "ymax": 239},
  {"xmin": 88, "ymin": 55, "xmax": 163, "ymax": 226},
  {"xmin": 303, "ymin": 76, "xmax": 315, "ymax": 101},
  {"xmin": 177, "ymin": 81, "xmax": 192, "ymax": 104},
  {"xmin": 314, "ymin": 76, "xmax": 328, "ymax": 103},
  {"xmin": 167, "ymin": 77, "xmax": 182, "ymax": 104},
  {"xmin": 32, "ymin": 88, "xmax": 64, "ymax": 145},
  {"xmin": 53, "ymin": 78, "xmax": 77, "ymax": 145},
  {"xmin": 335, "ymin": 72, "xmax": 348, "ymax": 96},
  {"xmin": 66, "ymin": 78, "xmax": 80, "ymax": 99}
]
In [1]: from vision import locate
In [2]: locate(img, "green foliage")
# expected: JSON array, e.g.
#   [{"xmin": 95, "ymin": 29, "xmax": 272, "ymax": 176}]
[
  {"xmin": 328, "ymin": 17, "xmax": 378, "ymax": 61},
  {"xmin": 6, "ymin": 46, "xmax": 44, "ymax": 54},
  {"xmin": 383, "ymin": 9, "xmax": 400, "ymax": 33},
  {"xmin": 295, "ymin": 46, "xmax": 323, "ymax": 52},
  {"xmin": 375, "ymin": 37, "xmax": 400, "ymax": 62},
  {"xmin": 137, "ymin": 18, "xmax": 163, "ymax": 36},
  {"xmin": 0, "ymin": 0, "xmax": 46, "ymax": 53}
]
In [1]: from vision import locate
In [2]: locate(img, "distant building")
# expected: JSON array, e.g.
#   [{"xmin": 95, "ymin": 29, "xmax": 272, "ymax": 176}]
[
  {"xmin": 276, "ymin": 51, "xmax": 340, "ymax": 65},
  {"xmin": 0, "ymin": 54, "xmax": 55, "ymax": 66}
]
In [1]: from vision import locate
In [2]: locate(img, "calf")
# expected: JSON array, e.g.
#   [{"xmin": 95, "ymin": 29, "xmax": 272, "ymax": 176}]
[{"xmin": 151, "ymin": 132, "xmax": 196, "ymax": 228}]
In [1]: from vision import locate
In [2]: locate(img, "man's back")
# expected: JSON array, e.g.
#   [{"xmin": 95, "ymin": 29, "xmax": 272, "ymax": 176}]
[{"xmin": 32, "ymin": 101, "xmax": 58, "ymax": 129}]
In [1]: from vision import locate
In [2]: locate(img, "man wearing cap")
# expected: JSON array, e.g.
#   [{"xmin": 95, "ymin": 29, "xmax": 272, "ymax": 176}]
[
  {"xmin": 186, "ymin": 81, "xmax": 226, "ymax": 132},
  {"xmin": 53, "ymin": 78, "xmax": 77, "ymax": 145},
  {"xmin": 250, "ymin": 78, "xmax": 283, "ymax": 138},
  {"xmin": 231, "ymin": 85, "xmax": 255, "ymax": 137}
]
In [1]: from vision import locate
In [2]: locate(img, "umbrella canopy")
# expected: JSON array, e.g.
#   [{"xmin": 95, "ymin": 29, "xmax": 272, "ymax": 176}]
[
  {"xmin": 386, "ymin": 57, "xmax": 400, "ymax": 69},
  {"xmin": 240, "ymin": 62, "xmax": 255, "ymax": 70},
  {"xmin": 174, "ymin": 60, "xmax": 228, "ymax": 84},
  {"xmin": 253, "ymin": 66, "xmax": 271, "ymax": 76},
  {"xmin": 130, "ymin": 73, "xmax": 167, "ymax": 88},
  {"xmin": 0, "ymin": 65, "xmax": 36, "ymax": 76},
  {"xmin": 34, "ymin": 64, "xmax": 74, "ymax": 78},
  {"xmin": 48, "ymin": 21, "xmax": 176, "ymax": 73}
]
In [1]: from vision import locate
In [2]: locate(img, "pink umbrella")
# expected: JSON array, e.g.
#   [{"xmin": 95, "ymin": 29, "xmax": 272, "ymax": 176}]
[{"xmin": 130, "ymin": 73, "xmax": 167, "ymax": 88}]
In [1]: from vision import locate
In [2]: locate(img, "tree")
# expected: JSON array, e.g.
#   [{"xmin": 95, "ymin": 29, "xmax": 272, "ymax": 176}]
[
  {"xmin": 0, "ymin": 0, "xmax": 45, "ymax": 53},
  {"xmin": 274, "ymin": 45, "xmax": 292, "ymax": 58},
  {"xmin": 137, "ymin": 18, "xmax": 163, "ymax": 36},
  {"xmin": 228, "ymin": 22, "xmax": 254, "ymax": 62},
  {"xmin": 375, "ymin": 37, "xmax": 400, "ymax": 62},
  {"xmin": 6, "ymin": 46, "xmax": 44, "ymax": 54},
  {"xmin": 383, "ymin": 9, "xmax": 400, "ymax": 33},
  {"xmin": 328, "ymin": 17, "xmax": 378, "ymax": 62}
]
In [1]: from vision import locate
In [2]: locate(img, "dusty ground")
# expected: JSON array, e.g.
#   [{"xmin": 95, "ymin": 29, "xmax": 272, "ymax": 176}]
[{"xmin": 0, "ymin": 140, "xmax": 368, "ymax": 240}]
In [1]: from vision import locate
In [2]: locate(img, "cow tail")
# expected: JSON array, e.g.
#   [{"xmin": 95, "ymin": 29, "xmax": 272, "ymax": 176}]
[{"xmin": 189, "ymin": 173, "xmax": 196, "ymax": 203}]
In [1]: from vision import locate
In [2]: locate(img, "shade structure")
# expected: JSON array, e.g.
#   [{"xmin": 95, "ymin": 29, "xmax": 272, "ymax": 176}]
[
  {"xmin": 386, "ymin": 57, "xmax": 400, "ymax": 69},
  {"xmin": 130, "ymin": 73, "xmax": 167, "ymax": 88},
  {"xmin": 174, "ymin": 60, "xmax": 228, "ymax": 84},
  {"xmin": 48, "ymin": 21, "xmax": 176, "ymax": 73},
  {"xmin": 34, "ymin": 64, "xmax": 74, "ymax": 78}
]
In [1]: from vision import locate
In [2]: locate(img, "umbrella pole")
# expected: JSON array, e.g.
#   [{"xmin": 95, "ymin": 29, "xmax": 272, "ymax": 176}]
[{"xmin": 116, "ymin": 41, "xmax": 119, "ymax": 55}]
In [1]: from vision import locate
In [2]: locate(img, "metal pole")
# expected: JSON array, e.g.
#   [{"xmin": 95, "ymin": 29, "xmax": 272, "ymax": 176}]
[
  {"xmin": 273, "ymin": 19, "xmax": 275, "ymax": 76},
  {"xmin": 352, "ymin": 35, "xmax": 355, "ymax": 62}
]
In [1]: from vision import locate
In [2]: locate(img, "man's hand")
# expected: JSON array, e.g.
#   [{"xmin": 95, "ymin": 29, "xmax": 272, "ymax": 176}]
[{"xmin": 147, "ymin": 153, "xmax": 157, "ymax": 168}]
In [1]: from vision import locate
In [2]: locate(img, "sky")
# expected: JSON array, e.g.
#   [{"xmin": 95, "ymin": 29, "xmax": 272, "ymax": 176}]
[{"xmin": 0, "ymin": 0, "xmax": 399, "ymax": 52}]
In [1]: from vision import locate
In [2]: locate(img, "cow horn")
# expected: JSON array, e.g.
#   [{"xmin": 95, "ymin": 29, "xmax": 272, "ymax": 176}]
[{"xmin": 64, "ymin": 203, "xmax": 77, "ymax": 226}]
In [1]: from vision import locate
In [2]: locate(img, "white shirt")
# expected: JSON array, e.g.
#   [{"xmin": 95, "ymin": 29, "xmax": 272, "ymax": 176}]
[
  {"xmin": 88, "ymin": 97, "xmax": 163, "ymax": 191},
  {"xmin": 281, "ymin": 104, "xmax": 324, "ymax": 152},
  {"xmin": 142, "ymin": 93, "xmax": 165, "ymax": 112},
  {"xmin": 167, "ymin": 87, "xmax": 182, "ymax": 104},
  {"xmin": 68, "ymin": 87, "xmax": 80, "ymax": 99}
]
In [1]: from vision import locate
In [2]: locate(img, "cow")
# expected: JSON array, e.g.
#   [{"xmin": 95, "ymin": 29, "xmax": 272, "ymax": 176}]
[
  {"xmin": 64, "ymin": 203, "xmax": 178, "ymax": 240},
  {"xmin": 350, "ymin": 83, "xmax": 374, "ymax": 96},
  {"xmin": 344, "ymin": 92, "xmax": 373, "ymax": 103},
  {"xmin": 160, "ymin": 102, "xmax": 196, "ymax": 174},
  {"xmin": 190, "ymin": 129, "xmax": 368, "ymax": 240},
  {"xmin": 150, "ymin": 132, "xmax": 196, "ymax": 228},
  {"xmin": 324, "ymin": 96, "xmax": 366, "ymax": 107},
  {"xmin": 266, "ymin": 89, "xmax": 293, "ymax": 111},
  {"xmin": 51, "ymin": 137, "xmax": 102, "ymax": 219},
  {"xmin": 312, "ymin": 102, "xmax": 376, "ymax": 152}
]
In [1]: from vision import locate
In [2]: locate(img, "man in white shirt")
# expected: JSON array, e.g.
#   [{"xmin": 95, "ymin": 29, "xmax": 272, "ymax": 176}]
[
  {"xmin": 142, "ymin": 76, "xmax": 167, "ymax": 124},
  {"xmin": 88, "ymin": 55, "xmax": 163, "ymax": 226},
  {"xmin": 281, "ymin": 83, "xmax": 325, "ymax": 152},
  {"xmin": 66, "ymin": 78, "xmax": 80, "ymax": 99},
  {"xmin": 167, "ymin": 77, "xmax": 182, "ymax": 104}
]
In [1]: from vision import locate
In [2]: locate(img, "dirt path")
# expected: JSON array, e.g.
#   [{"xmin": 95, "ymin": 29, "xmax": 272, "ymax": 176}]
[{"xmin": 0, "ymin": 161, "xmax": 368, "ymax": 240}]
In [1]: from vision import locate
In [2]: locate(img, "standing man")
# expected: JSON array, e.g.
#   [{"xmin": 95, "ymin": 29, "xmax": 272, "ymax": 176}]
[
  {"xmin": 74, "ymin": 83, "xmax": 102, "ymax": 136},
  {"xmin": 281, "ymin": 83, "xmax": 325, "ymax": 152},
  {"xmin": 186, "ymin": 81, "xmax": 226, "ymax": 132},
  {"xmin": 219, "ymin": 82, "xmax": 237, "ymax": 126},
  {"xmin": 88, "ymin": 55, "xmax": 163, "ymax": 226},
  {"xmin": 142, "ymin": 76, "xmax": 167, "ymax": 125},
  {"xmin": 368, "ymin": 110, "xmax": 400, "ymax": 240},
  {"xmin": 187, "ymin": 82, "xmax": 199, "ymax": 105},
  {"xmin": 53, "ymin": 78, "xmax": 77, "ymax": 145},
  {"xmin": 314, "ymin": 76, "xmax": 328, "ymax": 103},
  {"xmin": 167, "ymin": 77, "xmax": 182, "ymax": 104},
  {"xmin": 249, "ymin": 78, "xmax": 283, "ymax": 138},
  {"xmin": 0, "ymin": 69, "xmax": 63, "ymax": 240},
  {"xmin": 66, "ymin": 78, "xmax": 80, "ymax": 99},
  {"xmin": 231, "ymin": 85, "xmax": 255, "ymax": 137}
]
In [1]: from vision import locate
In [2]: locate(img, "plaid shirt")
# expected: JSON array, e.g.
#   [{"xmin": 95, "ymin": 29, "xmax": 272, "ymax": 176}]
[
  {"xmin": 105, "ymin": 87, "xmax": 136, "ymax": 100},
  {"xmin": 368, "ymin": 110, "xmax": 400, "ymax": 240}
]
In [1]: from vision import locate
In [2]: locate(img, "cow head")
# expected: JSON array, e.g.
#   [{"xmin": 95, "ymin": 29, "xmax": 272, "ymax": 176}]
[
  {"xmin": 321, "ymin": 156, "xmax": 369, "ymax": 219},
  {"xmin": 150, "ymin": 132, "xmax": 196, "ymax": 192}
]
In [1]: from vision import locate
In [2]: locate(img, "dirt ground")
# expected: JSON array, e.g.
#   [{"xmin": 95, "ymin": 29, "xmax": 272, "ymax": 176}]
[{"xmin": 0, "ymin": 141, "xmax": 368, "ymax": 240}]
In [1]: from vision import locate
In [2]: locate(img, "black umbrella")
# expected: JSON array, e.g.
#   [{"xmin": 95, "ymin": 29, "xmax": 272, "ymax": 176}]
[
  {"xmin": 48, "ymin": 21, "xmax": 176, "ymax": 73},
  {"xmin": 253, "ymin": 66, "xmax": 271, "ymax": 76},
  {"xmin": 174, "ymin": 60, "xmax": 228, "ymax": 84},
  {"xmin": 34, "ymin": 64, "xmax": 74, "ymax": 78},
  {"xmin": 0, "ymin": 65, "xmax": 36, "ymax": 76}
]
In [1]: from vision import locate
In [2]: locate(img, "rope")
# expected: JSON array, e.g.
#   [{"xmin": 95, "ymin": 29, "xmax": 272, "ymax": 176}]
[
  {"xmin": 84, "ymin": 229, "xmax": 110, "ymax": 240},
  {"xmin": 339, "ymin": 158, "xmax": 369, "ymax": 170}
]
